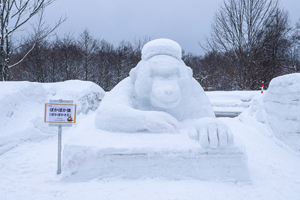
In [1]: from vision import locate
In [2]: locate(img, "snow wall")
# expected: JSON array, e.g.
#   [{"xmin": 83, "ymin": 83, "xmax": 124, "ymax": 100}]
[
  {"xmin": 0, "ymin": 80, "xmax": 105, "ymax": 155},
  {"xmin": 206, "ymin": 91, "xmax": 258, "ymax": 111},
  {"xmin": 241, "ymin": 73, "xmax": 300, "ymax": 152}
]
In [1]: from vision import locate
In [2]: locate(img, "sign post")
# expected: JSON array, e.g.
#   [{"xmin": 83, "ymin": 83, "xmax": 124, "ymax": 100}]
[
  {"xmin": 57, "ymin": 124, "xmax": 62, "ymax": 174},
  {"xmin": 44, "ymin": 99, "xmax": 76, "ymax": 174}
]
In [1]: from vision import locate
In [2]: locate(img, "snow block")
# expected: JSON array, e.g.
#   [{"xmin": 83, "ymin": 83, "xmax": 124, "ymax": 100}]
[
  {"xmin": 62, "ymin": 130, "xmax": 249, "ymax": 182},
  {"xmin": 244, "ymin": 73, "xmax": 300, "ymax": 152}
]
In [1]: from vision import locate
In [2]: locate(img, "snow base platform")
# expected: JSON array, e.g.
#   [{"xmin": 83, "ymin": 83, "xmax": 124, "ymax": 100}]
[{"xmin": 62, "ymin": 130, "xmax": 250, "ymax": 182}]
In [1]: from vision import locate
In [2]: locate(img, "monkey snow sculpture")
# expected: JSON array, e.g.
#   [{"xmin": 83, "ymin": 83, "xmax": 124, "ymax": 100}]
[{"xmin": 95, "ymin": 39, "xmax": 233, "ymax": 148}]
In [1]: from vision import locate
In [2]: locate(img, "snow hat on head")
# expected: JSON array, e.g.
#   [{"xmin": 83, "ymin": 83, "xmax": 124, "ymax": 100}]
[{"xmin": 141, "ymin": 38, "xmax": 182, "ymax": 61}]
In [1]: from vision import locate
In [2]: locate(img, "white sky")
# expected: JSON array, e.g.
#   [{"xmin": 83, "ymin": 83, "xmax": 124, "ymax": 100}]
[{"xmin": 43, "ymin": 0, "xmax": 300, "ymax": 55}]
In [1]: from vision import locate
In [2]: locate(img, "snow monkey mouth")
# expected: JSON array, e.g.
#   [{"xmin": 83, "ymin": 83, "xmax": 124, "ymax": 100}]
[
  {"xmin": 151, "ymin": 93, "xmax": 181, "ymax": 109},
  {"xmin": 150, "ymin": 78, "xmax": 182, "ymax": 109}
]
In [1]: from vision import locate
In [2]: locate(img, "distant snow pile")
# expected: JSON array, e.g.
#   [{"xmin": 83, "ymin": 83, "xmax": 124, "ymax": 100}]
[
  {"xmin": 0, "ymin": 80, "xmax": 105, "ymax": 155},
  {"xmin": 241, "ymin": 73, "xmax": 300, "ymax": 152}
]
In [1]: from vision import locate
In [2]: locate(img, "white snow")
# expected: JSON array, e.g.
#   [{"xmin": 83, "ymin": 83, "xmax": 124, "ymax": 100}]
[
  {"xmin": 63, "ymin": 112, "xmax": 248, "ymax": 181},
  {"xmin": 42, "ymin": 80, "xmax": 105, "ymax": 115},
  {"xmin": 0, "ymin": 80, "xmax": 105, "ymax": 155},
  {"xmin": 0, "ymin": 78, "xmax": 300, "ymax": 199},
  {"xmin": 206, "ymin": 90, "xmax": 260, "ymax": 113},
  {"xmin": 240, "ymin": 73, "xmax": 300, "ymax": 153}
]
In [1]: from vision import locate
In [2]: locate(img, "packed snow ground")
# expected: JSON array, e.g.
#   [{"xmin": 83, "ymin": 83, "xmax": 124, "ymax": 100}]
[{"xmin": 0, "ymin": 80, "xmax": 300, "ymax": 200}]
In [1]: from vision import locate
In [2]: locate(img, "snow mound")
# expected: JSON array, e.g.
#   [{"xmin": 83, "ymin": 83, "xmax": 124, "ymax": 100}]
[
  {"xmin": 43, "ymin": 80, "xmax": 105, "ymax": 115},
  {"xmin": 240, "ymin": 73, "xmax": 300, "ymax": 152},
  {"xmin": 0, "ymin": 80, "xmax": 105, "ymax": 155},
  {"xmin": 0, "ymin": 82, "xmax": 49, "ymax": 155}
]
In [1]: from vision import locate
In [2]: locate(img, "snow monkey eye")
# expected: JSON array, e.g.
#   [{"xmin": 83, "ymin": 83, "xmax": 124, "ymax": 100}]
[
  {"xmin": 151, "ymin": 70, "xmax": 179, "ymax": 80},
  {"xmin": 147, "ymin": 56, "xmax": 181, "ymax": 79}
]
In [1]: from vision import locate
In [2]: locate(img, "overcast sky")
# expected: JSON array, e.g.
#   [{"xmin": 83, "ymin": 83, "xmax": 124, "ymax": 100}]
[{"xmin": 44, "ymin": 0, "xmax": 300, "ymax": 55}]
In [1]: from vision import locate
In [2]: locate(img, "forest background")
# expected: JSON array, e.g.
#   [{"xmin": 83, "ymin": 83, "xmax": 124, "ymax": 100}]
[{"xmin": 1, "ymin": 0, "xmax": 300, "ymax": 91}]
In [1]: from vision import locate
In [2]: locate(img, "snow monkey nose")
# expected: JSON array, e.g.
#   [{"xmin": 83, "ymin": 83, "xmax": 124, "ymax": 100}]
[
  {"xmin": 151, "ymin": 80, "xmax": 181, "ymax": 103},
  {"xmin": 165, "ymin": 89, "xmax": 173, "ymax": 95},
  {"xmin": 151, "ymin": 80, "xmax": 181, "ymax": 109}
]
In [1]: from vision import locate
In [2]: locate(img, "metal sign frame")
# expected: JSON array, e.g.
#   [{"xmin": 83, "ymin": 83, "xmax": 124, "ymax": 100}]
[
  {"xmin": 45, "ymin": 99, "xmax": 76, "ymax": 174},
  {"xmin": 44, "ymin": 100, "xmax": 76, "ymax": 126}
]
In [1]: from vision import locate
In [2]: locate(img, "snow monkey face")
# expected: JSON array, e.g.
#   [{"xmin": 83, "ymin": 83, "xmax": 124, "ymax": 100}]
[{"xmin": 130, "ymin": 55, "xmax": 193, "ymax": 110}]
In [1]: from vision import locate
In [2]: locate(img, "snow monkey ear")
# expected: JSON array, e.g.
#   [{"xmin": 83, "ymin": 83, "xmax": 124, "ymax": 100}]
[
  {"xmin": 130, "ymin": 67, "xmax": 137, "ymax": 82},
  {"xmin": 187, "ymin": 66, "xmax": 193, "ymax": 78},
  {"xmin": 130, "ymin": 61, "xmax": 143, "ymax": 82}
]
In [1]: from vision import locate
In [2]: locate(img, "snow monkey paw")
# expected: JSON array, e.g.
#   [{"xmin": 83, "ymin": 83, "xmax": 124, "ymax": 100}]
[
  {"xmin": 188, "ymin": 117, "xmax": 234, "ymax": 148},
  {"xmin": 144, "ymin": 111, "xmax": 179, "ymax": 133}
]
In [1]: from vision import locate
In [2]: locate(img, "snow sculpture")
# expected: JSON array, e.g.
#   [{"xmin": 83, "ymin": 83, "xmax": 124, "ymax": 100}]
[{"xmin": 95, "ymin": 38, "xmax": 233, "ymax": 148}]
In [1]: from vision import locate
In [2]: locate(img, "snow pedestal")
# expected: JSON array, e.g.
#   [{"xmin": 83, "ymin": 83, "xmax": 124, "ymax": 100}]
[{"xmin": 62, "ymin": 129, "xmax": 249, "ymax": 182}]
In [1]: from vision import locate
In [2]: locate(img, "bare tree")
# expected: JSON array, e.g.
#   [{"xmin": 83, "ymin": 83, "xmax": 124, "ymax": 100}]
[
  {"xmin": 77, "ymin": 29, "xmax": 99, "ymax": 81},
  {"xmin": 202, "ymin": 0, "xmax": 284, "ymax": 89},
  {"xmin": 289, "ymin": 18, "xmax": 300, "ymax": 72},
  {"xmin": 259, "ymin": 9, "xmax": 291, "ymax": 82},
  {"xmin": 53, "ymin": 33, "xmax": 82, "ymax": 80},
  {"xmin": 0, "ymin": 0, "xmax": 65, "ymax": 81}
]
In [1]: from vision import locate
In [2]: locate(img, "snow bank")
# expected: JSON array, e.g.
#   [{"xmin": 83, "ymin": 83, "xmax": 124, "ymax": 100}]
[
  {"xmin": 0, "ymin": 80, "xmax": 105, "ymax": 155},
  {"xmin": 240, "ymin": 73, "xmax": 300, "ymax": 152}
]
